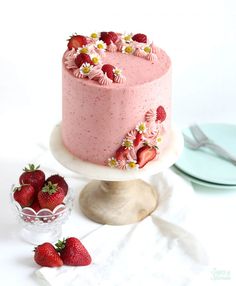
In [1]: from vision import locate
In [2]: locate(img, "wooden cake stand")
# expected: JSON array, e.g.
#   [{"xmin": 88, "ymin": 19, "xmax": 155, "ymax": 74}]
[{"xmin": 50, "ymin": 124, "xmax": 183, "ymax": 225}]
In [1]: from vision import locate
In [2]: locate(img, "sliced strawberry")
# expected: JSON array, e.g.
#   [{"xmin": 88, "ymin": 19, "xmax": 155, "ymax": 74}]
[
  {"xmin": 99, "ymin": 32, "xmax": 112, "ymax": 45},
  {"xmin": 137, "ymin": 146, "xmax": 157, "ymax": 168},
  {"xmin": 108, "ymin": 31, "xmax": 118, "ymax": 43},
  {"xmin": 132, "ymin": 33, "xmax": 147, "ymax": 43},
  {"xmin": 156, "ymin": 106, "xmax": 166, "ymax": 122},
  {"xmin": 75, "ymin": 53, "xmax": 93, "ymax": 68},
  {"xmin": 101, "ymin": 64, "xmax": 115, "ymax": 80},
  {"xmin": 115, "ymin": 146, "xmax": 129, "ymax": 161},
  {"xmin": 67, "ymin": 35, "xmax": 87, "ymax": 50},
  {"xmin": 133, "ymin": 133, "xmax": 142, "ymax": 147}
]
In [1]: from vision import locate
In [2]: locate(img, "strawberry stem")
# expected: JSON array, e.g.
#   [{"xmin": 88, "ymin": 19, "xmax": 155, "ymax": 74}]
[
  {"xmin": 55, "ymin": 238, "xmax": 66, "ymax": 252},
  {"xmin": 23, "ymin": 163, "xmax": 40, "ymax": 172},
  {"xmin": 42, "ymin": 181, "xmax": 58, "ymax": 195}
]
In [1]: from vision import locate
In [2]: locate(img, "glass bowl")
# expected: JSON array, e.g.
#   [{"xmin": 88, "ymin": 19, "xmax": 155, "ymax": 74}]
[{"xmin": 11, "ymin": 187, "xmax": 74, "ymax": 245}]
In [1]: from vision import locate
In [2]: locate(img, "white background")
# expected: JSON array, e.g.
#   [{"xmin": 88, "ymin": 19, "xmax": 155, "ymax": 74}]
[{"xmin": 0, "ymin": 0, "xmax": 236, "ymax": 285}]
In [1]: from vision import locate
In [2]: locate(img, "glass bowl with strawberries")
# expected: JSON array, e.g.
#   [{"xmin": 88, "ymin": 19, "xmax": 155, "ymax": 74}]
[{"xmin": 11, "ymin": 164, "xmax": 74, "ymax": 245}]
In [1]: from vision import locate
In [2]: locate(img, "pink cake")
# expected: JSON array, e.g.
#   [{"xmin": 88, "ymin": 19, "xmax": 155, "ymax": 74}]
[{"xmin": 62, "ymin": 32, "xmax": 171, "ymax": 170}]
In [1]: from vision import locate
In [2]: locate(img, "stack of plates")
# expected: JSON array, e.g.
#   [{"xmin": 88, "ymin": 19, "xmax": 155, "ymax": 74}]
[{"xmin": 173, "ymin": 123, "xmax": 236, "ymax": 189}]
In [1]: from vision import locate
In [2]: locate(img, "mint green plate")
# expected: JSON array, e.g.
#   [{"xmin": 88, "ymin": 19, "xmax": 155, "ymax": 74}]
[
  {"xmin": 172, "ymin": 165, "xmax": 236, "ymax": 189},
  {"xmin": 175, "ymin": 123, "xmax": 236, "ymax": 185}
]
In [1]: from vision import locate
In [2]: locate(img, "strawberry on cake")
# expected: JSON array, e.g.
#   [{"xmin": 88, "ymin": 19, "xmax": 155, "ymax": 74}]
[{"xmin": 62, "ymin": 31, "xmax": 171, "ymax": 169}]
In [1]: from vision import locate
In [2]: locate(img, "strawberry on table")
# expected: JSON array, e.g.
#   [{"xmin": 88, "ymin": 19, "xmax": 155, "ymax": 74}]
[
  {"xmin": 13, "ymin": 184, "xmax": 35, "ymax": 207},
  {"xmin": 34, "ymin": 242, "xmax": 63, "ymax": 267},
  {"xmin": 56, "ymin": 237, "xmax": 91, "ymax": 266},
  {"xmin": 38, "ymin": 182, "xmax": 65, "ymax": 211},
  {"xmin": 19, "ymin": 164, "xmax": 45, "ymax": 193},
  {"xmin": 67, "ymin": 34, "xmax": 87, "ymax": 50},
  {"xmin": 45, "ymin": 174, "xmax": 68, "ymax": 196},
  {"xmin": 156, "ymin": 106, "xmax": 166, "ymax": 122},
  {"xmin": 137, "ymin": 146, "xmax": 157, "ymax": 168}
]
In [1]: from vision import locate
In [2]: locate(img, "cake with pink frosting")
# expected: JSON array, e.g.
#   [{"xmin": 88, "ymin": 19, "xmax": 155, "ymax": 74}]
[{"xmin": 62, "ymin": 32, "xmax": 171, "ymax": 170}]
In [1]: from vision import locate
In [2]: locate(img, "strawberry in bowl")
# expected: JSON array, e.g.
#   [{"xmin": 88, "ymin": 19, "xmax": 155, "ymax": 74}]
[{"xmin": 11, "ymin": 164, "xmax": 74, "ymax": 244}]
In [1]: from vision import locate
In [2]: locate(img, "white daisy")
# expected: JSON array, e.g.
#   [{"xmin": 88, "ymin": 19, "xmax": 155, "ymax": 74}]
[
  {"xmin": 90, "ymin": 32, "xmax": 101, "ymax": 40},
  {"xmin": 122, "ymin": 138, "xmax": 134, "ymax": 150},
  {"xmin": 113, "ymin": 68, "xmax": 122, "ymax": 76},
  {"xmin": 79, "ymin": 63, "xmax": 93, "ymax": 76},
  {"xmin": 95, "ymin": 40, "xmax": 107, "ymax": 51},
  {"xmin": 90, "ymin": 53, "xmax": 101, "ymax": 65},
  {"xmin": 126, "ymin": 160, "xmax": 139, "ymax": 170},
  {"xmin": 122, "ymin": 33, "xmax": 133, "ymax": 43},
  {"xmin": 108, "ymin": 157, "xmax": 118, "ymax": 168},
  {"xmin": 122, "ymin": 44, "xmax": 135, "ymax": 55},
  {"xmin": 136, "ymin": 122, "xmax": 147, "ymax": 134}
]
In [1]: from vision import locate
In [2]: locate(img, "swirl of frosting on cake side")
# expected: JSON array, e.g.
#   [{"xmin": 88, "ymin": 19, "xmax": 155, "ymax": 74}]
[{"xmin": 64, "ymin": 32, "xmax": 162, "ymax": 85}]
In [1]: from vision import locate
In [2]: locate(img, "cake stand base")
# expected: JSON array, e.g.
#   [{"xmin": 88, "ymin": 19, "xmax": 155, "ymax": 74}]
[
  {"xmin": 79, "ymin": 179, "xmax": 158, "ymax": 225},
  {"xmin": 50, "ymin": 123, "xmax": 183, "ymax": 225}
]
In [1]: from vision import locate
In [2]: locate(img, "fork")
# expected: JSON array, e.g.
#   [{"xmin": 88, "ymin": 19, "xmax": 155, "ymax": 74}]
[{"xmin": 187, "ymin": 124, "xmax": 236, "ymax": 165}]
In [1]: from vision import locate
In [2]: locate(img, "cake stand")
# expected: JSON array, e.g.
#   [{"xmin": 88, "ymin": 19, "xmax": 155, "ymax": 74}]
[{"xmin": 50, "ymin": 124, "xmax": 183, "ymax": 225}]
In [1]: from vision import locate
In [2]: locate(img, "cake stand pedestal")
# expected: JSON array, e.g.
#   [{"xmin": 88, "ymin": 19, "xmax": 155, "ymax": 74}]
[{"xmin": 50, "ymin": 124, "xmax": 183, "ymax": 225}]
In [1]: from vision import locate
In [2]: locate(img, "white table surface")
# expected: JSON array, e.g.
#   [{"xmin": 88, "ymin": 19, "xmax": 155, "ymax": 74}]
[{"xmin": 1, "ymin": 0, "xmax": 236, "ymax": 285}]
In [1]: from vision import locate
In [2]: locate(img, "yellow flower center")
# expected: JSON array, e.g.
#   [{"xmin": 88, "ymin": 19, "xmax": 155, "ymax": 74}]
[
  {"xmin": 97, "ymin": 43, "xmax": 104, "ymax": 49},
  {"xmin": 139, "ymin": 124, "xmax": 146, "ymax": 132},
  {"xmin": 123, "ymin": 140, "xmax": 133, "ymax": 148},
  {"xmin": 91, "ymin": 33, "xmax": 98, "ymax": 39},
  {"xmin": 144, "ymin": 46, "xmax": 151, "ymax": 53},
  {"xmin": 114, "ymin": 69, "xmax": 121, "ymax": 75},
  {"xmin": 124, "ymin": 35, "xmax": 131, "ymax": 41},
  {"xmin": 128, "ymin": 162, "xmax": 136, "ymax": 168},
  {"xmin": 109, "ymin": 159, "xmax": 117, "ymax": 167},
  {"xmin": 82, "ymin": 66, "xmax": 91, "ymax": 74},
  {"xmin": 80, "ymin": 47, "xmax": 89, "ymax": 54},
  {"xmin": 157, "ymin": 137, "xmax": 162, "ymax": 143},
  {"xmin": 92, "ymin": 57, "xmax": 99, "ymax": 64},
  {"xmin": 125, "ymin": 46, "xmax": 133, "ymax": 54}
]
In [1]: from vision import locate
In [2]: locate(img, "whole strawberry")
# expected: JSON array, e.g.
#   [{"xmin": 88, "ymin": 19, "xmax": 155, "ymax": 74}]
[
  {"xmin": 38, "ymin": 182, "xmax": 65, "ymax": 211},
  {"xmin": 45, "ymin": 174, "xmax": 68, "ymax": 196},
  {"xmin": 13, "ymin": 184, "xmax": 35, "ymax": 207},
  {"xmin": 19, "ymin": 164, "xmax": 45, "ymax": 193},
  {"xmin": 34, "ymin": 242, "xmax": 63, "ymax": 267},
  {"xmin": 156, "ymin": 106, "xmax": 166, "ymax": 122},
  {"xmin": 56, "ymin": 237, "xmax": 92, "ymax": 266}
]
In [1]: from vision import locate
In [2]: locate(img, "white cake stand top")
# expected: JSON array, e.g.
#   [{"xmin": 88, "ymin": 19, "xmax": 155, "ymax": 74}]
[{"xmin": 50, "ymin": 124, "xmax": 183, "ymax": 181}]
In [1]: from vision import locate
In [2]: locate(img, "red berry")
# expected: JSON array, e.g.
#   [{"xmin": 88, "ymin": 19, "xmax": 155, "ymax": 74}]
[
  {"xmin": 101, "ymin": 64, "xmax": 115, "ymax": 81},
  {"xmin": 133, "ymin": 133, "xmax": 142, "ymax": 147},
  {"xmin": 13, "ymin": 184, "xmax": 35, "ymax": 207},
  {"xmin": 99, "ymin": 32, "xmax": 112, "ymax": 45},
  {"xmin": 156, "ymin": 106, "xmax": 166, "ymax": 122},
  {"xmin": 45, "ymin": 174, "xmax": 68, "ymax": 196},
  {"xmin": 67, "ymin": 35, "xmax": 87, "ymax": 50},
  {"xmin": 137, "ymin": 146, "xmax": 157, "ymax": 168},
  {"xmin": 31, "ymin": 198, "xmax": 41, "ymax": 212},
  {"xmin": 19, "ymin": 164, "xmax": 45, "ymax": 193},
  {"xmin": 108, "ymin": 31, "xmax": 118, "ymax": 43},
  {"xmin": 115, "ymin": 146, "xmax": 130, "ymax": 161},
  {"xmin": 56, "ymin": 237, "xmax": 91, "ymax": 266},
  {"xmin": 75, "ymin": 53, "xmax": 93, "ymax": 68},
  {"xmin": 38, "ymin": 182, "xmax": 65, "ymax": 211},
  {"xmin": 34, "ymin": 242, "xmax": 63, "ymax": 267},
  {"xmin": 132, "ymin": 33, "xmax": 147, "ymax": 43}
]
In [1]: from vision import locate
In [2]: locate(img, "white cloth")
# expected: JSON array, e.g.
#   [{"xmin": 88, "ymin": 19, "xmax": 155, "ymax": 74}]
[{"xmin": 35, "ymin": 168, "xmax": 208, "ymax": 286}]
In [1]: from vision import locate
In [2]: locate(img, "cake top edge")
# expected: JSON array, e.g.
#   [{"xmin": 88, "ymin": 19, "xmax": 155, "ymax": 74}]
[{"xmin": 63, "ymin": 31, "xmax": 171, "ymax": 86}]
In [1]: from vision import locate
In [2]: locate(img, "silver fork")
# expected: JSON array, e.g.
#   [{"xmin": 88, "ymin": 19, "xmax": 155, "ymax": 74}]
[{"xmin": 188, "ymin": 124, "xmax": 236, "ymax": 165}]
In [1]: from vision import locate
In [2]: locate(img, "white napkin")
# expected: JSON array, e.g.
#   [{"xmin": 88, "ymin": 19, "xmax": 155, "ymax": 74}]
[{"xmin": 35, "ymin": 169, "xmax": 208, "ymax": 286}]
